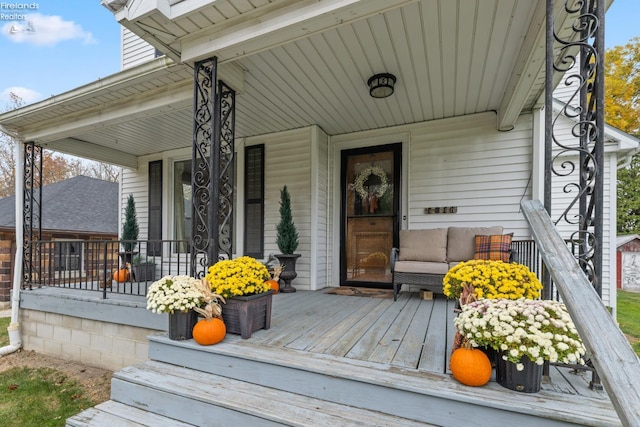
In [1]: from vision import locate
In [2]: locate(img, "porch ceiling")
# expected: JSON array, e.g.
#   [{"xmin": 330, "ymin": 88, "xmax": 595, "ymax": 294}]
[{"xmin": 0, "ymin": 0, "xmax": 607, "ymax": 167}]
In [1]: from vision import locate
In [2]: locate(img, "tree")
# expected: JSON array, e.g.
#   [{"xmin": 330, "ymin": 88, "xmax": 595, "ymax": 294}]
[
  {"xmin": 0, "ymin": 92, "xmax": 120, "ymax": 198},
  {"xmin": 121, "ymin": 194, "xmax": 139, "ymax": 252},
  {"xmin": 607, "ymin": 38, "xmax": 640, "ymax": 235},
  {"xmin": 276, "ymin": 185, "xmax": 299, "ymax": 254}
]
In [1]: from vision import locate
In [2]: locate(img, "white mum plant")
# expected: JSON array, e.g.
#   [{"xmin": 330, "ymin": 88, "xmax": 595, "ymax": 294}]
[
  {"xmin": 454, "ymin": 298, "xmax": 587, "ymax": 370},
  {"xmin": 146, "ymin": 275, "xmax": 204, "ymax": 314}
]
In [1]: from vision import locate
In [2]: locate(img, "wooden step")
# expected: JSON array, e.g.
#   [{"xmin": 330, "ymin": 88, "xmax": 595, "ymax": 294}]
[
  {"xmin": 146, "ymin": 334, "xmax": 621, "ymax": 427},
  {"xmin": 66, "ymin": 400, "xmax": 195, "ymax": 427},
  {"xmin": 110, "ymin": 360, "xmax": 436, "ymax": 427}
]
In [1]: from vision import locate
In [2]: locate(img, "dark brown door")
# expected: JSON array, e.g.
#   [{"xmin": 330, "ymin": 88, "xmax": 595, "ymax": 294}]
[{"xmin": 340, "ymin": 143, "xmax": 401, "ymax": 287}]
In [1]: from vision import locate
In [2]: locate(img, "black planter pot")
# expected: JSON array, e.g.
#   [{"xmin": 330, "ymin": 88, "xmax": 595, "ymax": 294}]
[
  {"xmin": 274, "ymin": 254, "xmax": 301, "ymax": 293},
  {"xmin": 496, "ymin": 353, "xmax": 543, "ymax": 393}
]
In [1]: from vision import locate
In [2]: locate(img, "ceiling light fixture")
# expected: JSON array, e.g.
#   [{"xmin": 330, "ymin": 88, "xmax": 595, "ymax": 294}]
[{"xmin": 367, "ymin": 73, "xmax": 396, "ymax": 98}]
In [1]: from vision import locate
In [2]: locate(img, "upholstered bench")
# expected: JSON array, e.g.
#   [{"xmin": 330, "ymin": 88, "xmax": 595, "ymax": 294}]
[{"xmin": 390, "ymin": 226, "xmax": 512, "ymax": 301}]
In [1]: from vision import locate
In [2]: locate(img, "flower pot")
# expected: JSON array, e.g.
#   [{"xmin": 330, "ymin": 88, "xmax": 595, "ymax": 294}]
[
  {"xmin": 222, "ymin": 291, "xmax": 273, "ymax": 339},
  {"xmin": 132, "ymin": 263, "xmax": 156, "ymax": 282},
  {"xmin": 274, "ymin": 254, "xmax": 300, "ymax": 293},
  {"xmin": 496, "ymin": 354, "xmax": 543, "ymax": 393},
  {"xmin": 168, "ymin": 310, "xmax": 197, "ymax": 340}
]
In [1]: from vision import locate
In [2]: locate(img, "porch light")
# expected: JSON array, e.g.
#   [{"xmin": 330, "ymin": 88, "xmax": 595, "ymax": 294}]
[{"xmin": 367, "ymin": 73, "xmax": 396, "ymax": 98}]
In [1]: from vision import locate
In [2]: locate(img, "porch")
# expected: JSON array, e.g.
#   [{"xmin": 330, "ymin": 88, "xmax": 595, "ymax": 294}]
[{"xmin": 62, "ymin": 289, "xmax": 619, "ymax": 426}]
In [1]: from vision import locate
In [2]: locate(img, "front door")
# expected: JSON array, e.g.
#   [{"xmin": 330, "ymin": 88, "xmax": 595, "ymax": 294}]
[{"xmin": 340, "ymin": 143, "xmax": 401, "ymax": 287}]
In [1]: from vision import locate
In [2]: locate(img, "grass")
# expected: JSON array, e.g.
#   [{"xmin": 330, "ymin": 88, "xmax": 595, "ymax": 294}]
[
  {"xmin": 617, "ymin": 290, "xmax": 640, "ymax": 355},
  {"xmin": 0, "ymin": 317, "xmax": 9, "ymax": 347},
  {"xmin": 0, "ymin": 367, "xmax": 98, "ymax": 427}
]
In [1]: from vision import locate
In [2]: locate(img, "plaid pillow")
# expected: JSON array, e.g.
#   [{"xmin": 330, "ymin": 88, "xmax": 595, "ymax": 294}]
[{"xmin": 473, "ymin": 234, "xmax": 513, "ymax": 262}]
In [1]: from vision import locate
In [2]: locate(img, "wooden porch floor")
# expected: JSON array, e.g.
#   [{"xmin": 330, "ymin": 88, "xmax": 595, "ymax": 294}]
[{"xmin": 251, "ymin": 290, "xmax": 609, "ymax": 401}]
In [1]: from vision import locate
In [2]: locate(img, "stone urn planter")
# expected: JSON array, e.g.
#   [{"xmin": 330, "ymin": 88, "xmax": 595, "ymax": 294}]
[{"xmin": 274, "ymin": 253, "xmax": 300, "ymax": 293}]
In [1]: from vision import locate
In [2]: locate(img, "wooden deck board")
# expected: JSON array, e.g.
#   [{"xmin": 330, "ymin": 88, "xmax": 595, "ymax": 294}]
[
  {"xmin": 391, "ymin": 298, "xmax": 434, "ymax": 368},
  {"xmin": 417, "ymin": 295, "xmax": 450, "ymax": 373},
  {"xmin": 367, "ymin": 295, "xmax": 424, "ymax": 365}
]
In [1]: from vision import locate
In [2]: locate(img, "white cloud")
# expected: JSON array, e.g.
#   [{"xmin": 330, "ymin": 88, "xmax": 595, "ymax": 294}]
[
  {"xmin": 1, "ymin": 87, "xmax": 42, "ymax": 104},
  {"xmin": 1, "ymin": 13, "xmax": 96, "ymax": 46}
]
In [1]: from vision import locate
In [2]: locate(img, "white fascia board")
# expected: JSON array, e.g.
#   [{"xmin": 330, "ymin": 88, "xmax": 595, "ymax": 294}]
[
  {"xmin": 44, "ymin": 137, "xmax": 139, "ymax": 169},
  {"xmin": 180, "ymin": 0, "xmax": 416, "ymax": 63}
]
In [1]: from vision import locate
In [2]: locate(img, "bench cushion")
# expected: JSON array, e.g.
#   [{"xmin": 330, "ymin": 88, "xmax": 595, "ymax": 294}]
[
  {"xmin": 399, "ymin": 228, "xmax": 448, "ymax": 262},
  {"xmin": 447, "ymin": 226, "xmax": 503, "ymax": 262},
  {"xmin": 393, "ymin": 260, "xmax": 450, "ymax": 275}
]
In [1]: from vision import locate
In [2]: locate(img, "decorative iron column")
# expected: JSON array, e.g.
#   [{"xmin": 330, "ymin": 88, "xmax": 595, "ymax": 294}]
[
  {"xmin": 191, "ymin": 57, "xmax": 236, "ymax": 278},
  {"xmin": 545, "ymin": 0, "xmax": 605, "ymax": 297},
  {"xmin": 22, "ymin": 141, "xmax": 42, "ymax": 289}
]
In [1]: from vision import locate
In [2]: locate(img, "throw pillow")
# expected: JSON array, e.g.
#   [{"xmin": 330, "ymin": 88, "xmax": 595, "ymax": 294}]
[{"xmin": 473, "ymin": 233, "xmax": 513, "ymax": 262}]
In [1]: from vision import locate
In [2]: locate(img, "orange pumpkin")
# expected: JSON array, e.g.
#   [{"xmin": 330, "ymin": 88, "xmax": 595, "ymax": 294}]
[
  {"xmin": 265, "ymin": 279, "xmax": 279, "ymax": 294},
  {"xmin": 193, "ymin": 317, "xmax": 226, "ymax": 345},
  {"xmin": 450, "ymin": 346, "xmax": 492, "ymax": 387},
  {"xmin": 113, "ymin": 268, "xmax": 130, "ymax": 283}
]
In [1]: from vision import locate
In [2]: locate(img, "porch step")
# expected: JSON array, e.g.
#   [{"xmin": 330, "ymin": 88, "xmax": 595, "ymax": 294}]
[
  {"xmin": 145, "ymin": 334, "xmax": 621, "ymax": 427},
  {"xmin": 108, "ymin": 360, "xmax": 434, "ymax": 426},
  {"xmin": 66, "ymin": 400, "xmax": 194, "ymax": 427}
]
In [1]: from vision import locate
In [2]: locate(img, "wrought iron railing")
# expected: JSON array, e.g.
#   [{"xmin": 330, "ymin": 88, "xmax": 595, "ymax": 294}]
[{"xmin": 22, "ymin": 239, "xmax": 191, "ymax": 298}]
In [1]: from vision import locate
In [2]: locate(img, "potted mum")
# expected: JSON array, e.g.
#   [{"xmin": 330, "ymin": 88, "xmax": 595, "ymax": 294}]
[
  {"xmin": 146, "ymin": 275, "xmax": 204, "ymax": 340},
  {"xmin": 455, "ymin": 298, "xmax": 587, "ymax": 393},
  {"xmin": 443, "ymin": 260, "xmax": 543, "ymax": 302},
  {"xmin": 205, "ymin": 256, "xmax": 273, "ymax": 339}
]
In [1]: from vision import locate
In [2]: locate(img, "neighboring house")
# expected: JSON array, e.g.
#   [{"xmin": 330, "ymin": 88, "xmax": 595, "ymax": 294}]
[
  {"xmin": 0, "ymin": 176, "xmax": 118, "ymax": 305},
  {"xmin": 616, "ymin": 235, "xmax": 640, "ymax": 290}
]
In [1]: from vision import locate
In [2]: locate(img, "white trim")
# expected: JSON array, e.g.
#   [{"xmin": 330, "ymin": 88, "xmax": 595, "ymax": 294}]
[
  {"xmin": 310, "ymin": 127, "xmax": 320, "ymax": 290},
  {"xmin": 608, "ymin": 154, "xmax": 618, "ymax": 315},
  {"xmin": 532, "ymin": 107, "xmax": 545, "ymax": 204},
  {"xmin": 234, "ymin": 138, "xmax": 246, "ymax": 257}
]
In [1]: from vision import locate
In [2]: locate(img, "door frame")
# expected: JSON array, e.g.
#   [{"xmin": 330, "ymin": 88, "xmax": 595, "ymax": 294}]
[
  {"xmin": 340, "ymin": 143, "xmax": 402, "ymax": 287},
  {"xmin": 330, "ymin": 132, "xmax": 409, "ymax": 287}
]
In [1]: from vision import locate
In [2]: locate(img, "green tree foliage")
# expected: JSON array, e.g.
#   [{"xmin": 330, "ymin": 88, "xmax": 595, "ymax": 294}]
[
  {"xmin": 608, "ymin": 38, "xmax": 640, "ymax": 235},
  {"xmin": 276, "ymin": 185, "xmax": 299, "ymax": 254},
  {"xmin": 122, "ymin": 194, "xmax": 139, "ymax": 251}
]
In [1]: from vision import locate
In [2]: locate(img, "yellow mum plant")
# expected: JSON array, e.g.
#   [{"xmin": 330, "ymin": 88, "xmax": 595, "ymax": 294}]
[
  {"xmin": 205, "ymin": 256, "xmax": 271, "ymax": 299},
  {"xmin": 443, "ymin": 259, "xmax": 542, "ymax": 301}
]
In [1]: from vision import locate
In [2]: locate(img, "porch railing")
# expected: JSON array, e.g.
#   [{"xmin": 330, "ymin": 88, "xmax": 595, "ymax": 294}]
[
  {"xmin": 23, "ymin": 239, "xmax": 191, "ymax": 298},
  {"xmin": 522, "ymin": 200, "xmax": 640, "ymax": 427}
]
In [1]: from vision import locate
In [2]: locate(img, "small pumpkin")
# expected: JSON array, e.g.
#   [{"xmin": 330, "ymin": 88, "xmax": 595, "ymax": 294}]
[
  {"xmin": 193, "ymin": 317, "xmax": 226, "ymax": 345},
  {"xmin": 113, "ymin": 268, "xmax": 130, "ymax": 283},
  {"xmin": 265, "ymin": 265, "xmax": 283, "ymax": 294},
  {"xmin": 192, "ymin": 285, "xmax": 226, "ymax": 346},
  {"xmin": 450, "ymin": 342, "xmax": 492, "ymax": 387}
]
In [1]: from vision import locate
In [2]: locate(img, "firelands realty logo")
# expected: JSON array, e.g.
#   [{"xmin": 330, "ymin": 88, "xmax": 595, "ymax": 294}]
[{"xmin": 1, "ymin": 2, "xmax": 38, "ymax": 34}]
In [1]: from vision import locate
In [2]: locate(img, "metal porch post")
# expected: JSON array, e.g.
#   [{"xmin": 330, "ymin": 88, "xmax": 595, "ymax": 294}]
[
  {"xmin": 191, "ymin": 57, "xmax": 236, "ymax": 278},
  {"xmin": 22, "ymin": 141, "xmax": 42, "ymax": 289},
  {"xmin": 545, "ymin": 0, "xmax": 605, "ymax": 389}
]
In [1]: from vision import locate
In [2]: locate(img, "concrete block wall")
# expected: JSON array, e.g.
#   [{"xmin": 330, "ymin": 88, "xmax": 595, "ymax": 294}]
[
  {"xmin": 17, "ymin": 289, "xmax": 167, "ymax": 371},
  {"xmin": 20, "ymin": 308, "xmax": 159, "ymax": 371}
]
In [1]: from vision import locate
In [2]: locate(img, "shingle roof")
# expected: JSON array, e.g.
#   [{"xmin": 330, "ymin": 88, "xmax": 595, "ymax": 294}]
[
  {"xmin": 617, "ymin": 235, "xmax": 640, "ymax": 249},
  {"xmin": 0, "ymin": 175, "xmax": 118, "ymax": 234}
]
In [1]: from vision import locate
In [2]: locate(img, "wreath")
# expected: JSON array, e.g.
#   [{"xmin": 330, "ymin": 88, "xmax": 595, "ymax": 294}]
[{"xmin": 353, "ymin": 166, "xmax": 389, "ymax": 199}]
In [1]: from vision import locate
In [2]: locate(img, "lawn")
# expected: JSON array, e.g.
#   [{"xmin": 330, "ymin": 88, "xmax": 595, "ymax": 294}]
[
  {"xmin": 617, "ymin": 290, "xmax": 640, "ymax": 355},
  {"xmin": 0, "ymin": 316, "xmax": 9, "ymax": 347}
]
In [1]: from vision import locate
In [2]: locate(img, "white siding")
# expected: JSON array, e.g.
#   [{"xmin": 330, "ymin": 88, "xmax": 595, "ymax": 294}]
[
  {"xmin": 247, "ymin": 127, "xmax": 315, "ymax": 290},
  {"xmin": 122, "ymin": 28, "xmax": 157, "ymax": 70},
  {"xmin": 312, "ymin": 126, "xmax": 329, "ymax": 290},
  {"xmin": 120, "ymin": 165, "xmax": 150, "ymax": 242}
]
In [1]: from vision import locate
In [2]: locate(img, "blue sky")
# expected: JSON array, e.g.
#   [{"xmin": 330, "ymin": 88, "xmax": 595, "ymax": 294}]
[{"xmin": 0, "ymin": 0, "xmax": 638, "ymax": 106}]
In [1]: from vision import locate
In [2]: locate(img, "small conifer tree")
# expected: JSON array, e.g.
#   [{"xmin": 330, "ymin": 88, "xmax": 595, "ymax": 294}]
[
  {"xmin": 276, "ymin": 185, "xmax": 299, "ymax": 254},
  {"xmin": 122, "ymin": 194, "xmax": 139, "ymax": 252}
]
